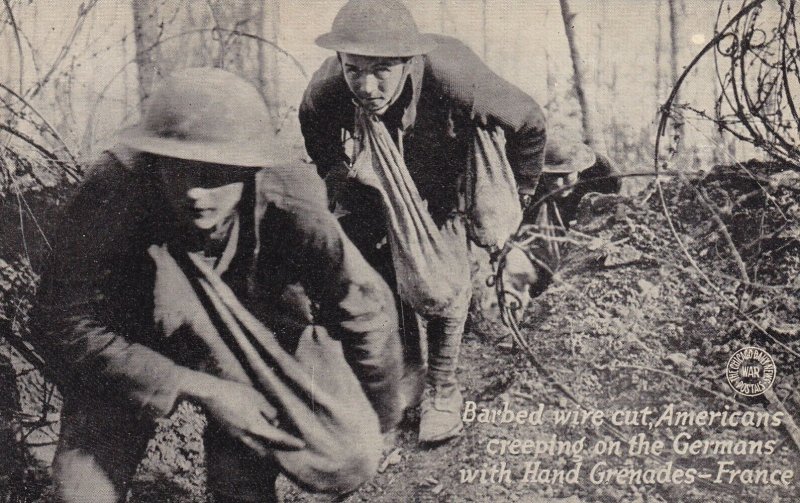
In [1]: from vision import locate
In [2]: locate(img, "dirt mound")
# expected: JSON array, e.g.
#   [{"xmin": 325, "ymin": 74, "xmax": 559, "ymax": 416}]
[{"xmin": 263, "ymin": 164, "xmax": 800, "ymax": 502}]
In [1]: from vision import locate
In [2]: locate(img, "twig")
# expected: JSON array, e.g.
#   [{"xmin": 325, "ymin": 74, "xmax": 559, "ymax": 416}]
[
  {"xmin": 23, "ymin": 0, "xmax": 101, "ymax": 100},
  {"xmin": 0, "ymin": 124, "xmax": 59, "ymax": 162},
  {"xmin": 697, "ymin": 183, "xmax": 750, "ymax": 284},
  {"xmin": 0, "ymin": 319, "xmax": 46, "ymax": 372},
  {"xmin": 0, "ymin": 82, "xmax": 77, "ymax": 163},
  {"xmin": 763, "ymin": 387, "xmax": 800, "ymax": 452},
  {"xmin": 2, "ymin": 0, "xmax": 24, "ymax": 92},
  {"xmin": 612, "ymin": 363, "xmax": 744, "ymax": 408}
]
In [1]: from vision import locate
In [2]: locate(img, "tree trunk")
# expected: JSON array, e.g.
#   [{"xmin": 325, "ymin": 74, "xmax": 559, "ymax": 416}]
[
  {"xmin": 655, "ymin": 0, "xmax": 664, "ymax": 104},
  {"xmin": 595, "ymin": 3, "xmax": 605, "ymax": 85},
  {"xmin": 668, "ymin": 0, "xmax": 685, "ymax": 154},
  {"xmin": 131, "ymin": 0, "xmax": 273, "ymax": 128},
  {"xmin": 261, "ymin": 0, "xmax": 282, "ymax": 125},
  {"xmin": 544, "ymin": 47, "xmax": 556, "ymax": 113},
  {"xmin": 131, "ymin": 0, "xmax": 163, "ymax": 101},
  {"xmin": 481, "ymin": 0, "xmax": 488, "ymax": 60},
  {"xmin": 558, "ymin": 0, "xmax": 606, "ymax": 152}
]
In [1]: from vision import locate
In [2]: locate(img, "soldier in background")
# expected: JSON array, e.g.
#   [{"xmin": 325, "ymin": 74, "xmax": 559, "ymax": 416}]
[
  {"xmin": 506, "ymin": 132, "xmax": 623, "ymax": 306},
  {"xmin": 538, "ymin": 132, "xmax": 622, "ymax": 228}
]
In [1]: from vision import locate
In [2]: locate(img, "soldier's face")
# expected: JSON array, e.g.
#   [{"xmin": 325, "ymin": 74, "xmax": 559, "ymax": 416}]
[
  {"xmin": 158, "ymin": 160, "xmax": 252, "ymax": 231},
  {"xmin": 340, "ymin": 53, "xmax": 409, "ymax": 114}
]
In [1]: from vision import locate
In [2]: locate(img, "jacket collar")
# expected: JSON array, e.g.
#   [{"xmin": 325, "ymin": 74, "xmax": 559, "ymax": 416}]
[{"xmin": 400, "ymin": 55, "xmax": 425, "ymax": 130}]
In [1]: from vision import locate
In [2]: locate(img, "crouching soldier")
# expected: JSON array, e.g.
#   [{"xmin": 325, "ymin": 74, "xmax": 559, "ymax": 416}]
[
  {"xmin": 506, "ymin": 132, "xmax": 623, "ymax": 305},
  {"xmin": 537, "ymin": 131, "xmax": 622, "ymax": 229},
  {"xmin": 31, "ymin": 68, "xmax": 402, "ymax": 503},
  {"xmin": 300, "ymin": 0, "xmax": 546, "ymax": 443}
]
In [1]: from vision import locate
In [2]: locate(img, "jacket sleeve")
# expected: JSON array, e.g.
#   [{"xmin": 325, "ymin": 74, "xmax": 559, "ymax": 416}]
[
  {"xmin": 299, "ymin": 56, "xmax": 353, "ymax": 181},
  {"xmin": 30, "ymin": 153, "xmax": 187, "ymax": 418},
  {"xmin": 261, "ymin": 166, "xmax": 403, "ymax": 432},
  {"xmin": 428, "ymin": 35, "xmax": 547, "ymax": 195},
  {"xmin": 472, "ymin": 71, "xmax": 547, "ymax": 195}
]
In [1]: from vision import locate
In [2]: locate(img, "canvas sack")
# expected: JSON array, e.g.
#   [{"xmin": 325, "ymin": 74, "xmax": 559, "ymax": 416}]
[
  {"xmin": 465, "ymin": 125, "xmax": 523, "ymax": 251},
  {"xmin": 148, "ymin": 244, "xmax": 382, "ymax": 495},
  {"xmin": 349, "ymin": 108, "xmax": 470, "ymax": 318}
]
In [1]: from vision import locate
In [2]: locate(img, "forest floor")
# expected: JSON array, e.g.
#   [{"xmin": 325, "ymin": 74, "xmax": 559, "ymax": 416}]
[{"xmin": 2, "ymin": 162, "xmax": 800, "ymax": 502}]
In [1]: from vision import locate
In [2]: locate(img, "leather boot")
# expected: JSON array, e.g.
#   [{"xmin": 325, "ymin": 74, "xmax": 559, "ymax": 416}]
[{"xmin": 418, "ymin": 385, "xmax": 463, "ymax": 444}]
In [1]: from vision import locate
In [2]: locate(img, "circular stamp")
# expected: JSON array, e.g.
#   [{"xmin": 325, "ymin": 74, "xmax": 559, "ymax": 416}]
[{"xmin": 726, "ymin": 347, "xmax": 776, "ymax": 397}]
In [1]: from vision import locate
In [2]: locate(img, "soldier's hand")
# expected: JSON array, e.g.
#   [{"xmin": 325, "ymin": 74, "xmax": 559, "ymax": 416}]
[
  {"xmin": 551, "ymin": 171, "xmax": 579, "ymax": 197},
  {"xmin": 502, "ymin": 247, "xmax": 538, "ymax": 321},
  {"xmin": 324, "ymin": 161, "xmax": 352, "ymax": 209},
  {"xmin": 181, "ymin": 371, "xmax": 305, "ymax": 454}
]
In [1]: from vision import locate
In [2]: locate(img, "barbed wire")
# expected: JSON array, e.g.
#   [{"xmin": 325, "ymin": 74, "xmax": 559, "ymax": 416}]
[
  {"xmin": 705, "ymin": 0, "xmax": 800, "ymax": 167},
  {"xmin": 484, "ymin": 0, "xmax": 800, "ymax": 460}
]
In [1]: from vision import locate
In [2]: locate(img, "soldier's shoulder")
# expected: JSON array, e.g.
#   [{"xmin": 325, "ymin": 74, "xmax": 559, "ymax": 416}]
[
  {"xmin": 256, "ymin": 162, "xmax": 329, "ymax": 214},
  {"xmin": 305, "ymin": 55, "xmax": 349, "ymax": 103},
  {"xmin": 423, "ymin": 35, "xmax": 495, "ymax": 104},
  {"xmin": 72, "ymin": 146, "xmax": 144, "ymax": 194},
  {"xmin": 426, "ymin": 35, "xmax": 483, "ymax": 66}
]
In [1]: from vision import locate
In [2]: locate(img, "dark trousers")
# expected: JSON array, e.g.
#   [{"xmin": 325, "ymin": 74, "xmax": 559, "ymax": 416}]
[
  {"xmin": 338, "ymin": 208, "xmax": 470, "ymax": 389},
  {"xmin": 53, "ymin": 398, "xmax": 279, "ymax": 503}
]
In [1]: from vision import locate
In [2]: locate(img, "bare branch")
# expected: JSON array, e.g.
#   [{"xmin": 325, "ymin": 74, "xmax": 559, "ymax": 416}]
[{"xmin": 2, "ymin": 0, "xmax": 24, "ymax": 92}]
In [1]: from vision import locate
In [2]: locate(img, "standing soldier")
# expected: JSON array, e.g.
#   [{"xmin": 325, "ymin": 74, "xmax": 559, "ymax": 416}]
[
  {"xmin": 300, "ymin": 0, "xmax": 546, "ymax": 443},
  {"xmin": 32, "ymin": 68, "xmax": 402, "ymax": 502}
]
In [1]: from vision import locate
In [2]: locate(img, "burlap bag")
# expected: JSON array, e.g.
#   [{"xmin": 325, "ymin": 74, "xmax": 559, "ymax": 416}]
[
  {"xmin": 350, "ymin": 109, "xmax": 470, "ymax": 318},
  {"xmin": 465, "ymin": 125, "xmax": 523, "ymax": 252},
  {"xmin": 148, "ymin": 245, "xmax": 382, "ymax": 495}
]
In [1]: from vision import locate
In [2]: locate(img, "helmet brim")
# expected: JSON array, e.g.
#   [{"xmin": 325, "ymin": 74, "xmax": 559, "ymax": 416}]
[
  {"xmin": 542, "ymin": 142, "xmax": 597, "ymax": 174},
  {"xmin": 315, "ymin": 32, "xmax": 437, "ymax": 57},
  {"xmin": 118, "ymin": 126, "xmax": 297, "ymax": 168}
]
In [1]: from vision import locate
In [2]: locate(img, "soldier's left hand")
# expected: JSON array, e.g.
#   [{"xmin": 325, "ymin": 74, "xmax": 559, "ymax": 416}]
[
  {"xmin": 502, "ymin": 247, "xmax": 538, "ymax": 321},
  {"xmin": 551, "ymin": 171, "xmax": 579, "ymax": 197}
]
